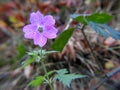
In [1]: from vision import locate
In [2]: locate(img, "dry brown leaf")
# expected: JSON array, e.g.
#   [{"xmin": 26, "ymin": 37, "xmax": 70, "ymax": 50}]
[
  {"xmin": 104, "ymin": 37, "xmax": 116, "ymax": 47},
  {"xmin": 24, "ymin": 65, "xmax": 33, "ymax": 79},
  {"xmin": 52, "ymin": 39, "xmax": 76, "ymax": 61},
  {"xmin": 10, "ymin": 68, "xmax": 22, "ymax": 76},
  {"xmin": 105, "ymin": 61, "xmax": 115, "ymax": 69},
  {"xmin": 0, "ymin": 20, "xmax": 7, "ymax": 29},
  {"xmin": 0, "ymin": 30, "xmax": 10, "ymax": 44}
]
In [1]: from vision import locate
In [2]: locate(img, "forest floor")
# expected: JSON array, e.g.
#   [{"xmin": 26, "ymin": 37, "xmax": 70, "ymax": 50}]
[{"xmin": 0, "ymin": 0, "xmax": 120, "ymax": 90}]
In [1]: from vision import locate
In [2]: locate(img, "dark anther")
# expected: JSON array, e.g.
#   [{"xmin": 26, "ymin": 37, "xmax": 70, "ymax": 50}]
[{"xmin": 38, "ymin": 27, "xmax": 43, "ymax": 33}]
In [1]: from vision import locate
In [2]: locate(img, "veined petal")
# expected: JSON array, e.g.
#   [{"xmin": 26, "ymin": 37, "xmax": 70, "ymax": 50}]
[
  {"xmin": 41, "ymin": 15, "xmax": 55, "ymax": 26},
  {"xmin": 30, "ymin": 11, "xmax": 43, "ymax": 24},
  {"xmin": 43, "ymin": 26, "xmax": 58, "ymax": 39},
  {"xmin": 23, "ymin": 24, "xmax": 37, "ymax": 39},
  {"xmin": 33, "ymin": 33, "xmax": 47, "ymax": 47},
  {"xmin": 24, "ymin": 33, "xmax": 36, "ymax": 39},
  {"xmin": 23, "ymin": 24, "xmax": 37, "ymax": 33}
]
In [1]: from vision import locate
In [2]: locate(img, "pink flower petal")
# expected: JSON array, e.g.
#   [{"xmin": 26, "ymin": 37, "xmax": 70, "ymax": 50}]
[
  {"xmin": 24, "ymin": 33, "xmax": 35, "ymax": 39},
  {"xmin": 41, "ymin": 15, "xmax": 55, "ymax": 26},
  {"xmin": 33, "ymin": 33, "xmax": 47, "ymax": 47},
  {"xmin": 23, "ymin": 24, "xmax": 37, "ymax": 39},
  {"xmin": 43, "ymin": 26, "xmax": 57, "ymax": 39},
  {"xmin": 30, "ymin": 11, "xmax": 43, "ymax": 24},
  {"xmin": 23, "ymin": 24, "xmax": 37, "ymax": 33}
]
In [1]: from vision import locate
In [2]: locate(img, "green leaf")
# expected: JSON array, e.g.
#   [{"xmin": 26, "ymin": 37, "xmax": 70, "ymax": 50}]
[
  {"xmin": 28, "ymin": 50, "xmax": 59, "ymax": 56},
  {"xmin": 28, "ymin": 76, "xmax": 44, "ymax": 87},
  {"xmin": 16, "ymin": 44, "xmax": 26, "ymax": 58},
  {"xmin": 73, "ymin": 13, "xmax": 113, "ymax": 25},
  {"xmin": 45, "ymin": 51, "xmax": 59, "ymax": 54},
  {"xmin": 55, "ymin": 69, "xmax": 68, "ymax": 75},
  {"xmin": 52, "ymin": 28, "xmax": 74, "ymax": 51},
  {"xmin": 9, "ymin": 16, "xmax": 19, "ymax": 23},
  {"xmin": 21, "ymin": 55, "xmax": 37, "ymax": 69},
  {"xmin": 27, "ymin": 50, "xmax": 46, "ymax": 56},
  {"xmin": 44, "ymin": 70, "xmax": 56, "ymax": 78},
  {"xmin": 70, "ymin": 14, "xmax": 91, "ymax": 18},
  {"xmin": 88, "ymin": 21, "xmax": 120, "ymax": 40},
  {"xmin": 54, "ymin": 69, "xmax": 86, "ymax": 87}
]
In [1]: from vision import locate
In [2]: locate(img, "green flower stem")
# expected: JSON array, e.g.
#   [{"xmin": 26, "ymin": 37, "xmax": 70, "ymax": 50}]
[{"xmin": 40, "ymin": 48, "xmax": 53, "ymax": 90}]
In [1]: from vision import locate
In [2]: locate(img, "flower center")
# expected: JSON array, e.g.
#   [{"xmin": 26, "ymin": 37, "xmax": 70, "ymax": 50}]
[{"xmin": 38, "ymin": 27, "xmax": 43, "ymax": 33}]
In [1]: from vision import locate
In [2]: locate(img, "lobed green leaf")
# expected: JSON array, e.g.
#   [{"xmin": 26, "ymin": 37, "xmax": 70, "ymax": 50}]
[
  {"xmin": 21, "ymin": 55, "xmax": 37, "ymax": 69},
  {"xmin": 73, "ymin": 13, "xmax": 113, "ymax": 25},
  {"xmin": 88, "ymin": 21, "xmax": 120, "ymax": 40},
  {"xmin": 44, "ymin": 70, "xmax": 56, "ymax": 78},
  {"xmin": 54, "ymin": 69, "xmax": 86, "ymax": 87},
  {"xmin": 28, "ymin": 76, "xmax": 44, "ymax": 87}
]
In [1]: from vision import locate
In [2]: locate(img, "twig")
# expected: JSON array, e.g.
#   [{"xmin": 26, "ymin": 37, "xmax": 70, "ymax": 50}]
[
  {"xmin": 106, "ymin": 0, "xmax": 117, "ymax": 12},
  {"xmin": 64, "ymin": 18, "xmax": 73, "ymax": 30},
  {"xmin": 80, "ymin": 24, "xmax": 104, "ymax": 72},
  {"xmin": 91, "ymin": 67, "xmax": 120, "ymax": 90},
  {"xmin": 106, "ymin": 47, "xmax": 120, "ymax": 57}
]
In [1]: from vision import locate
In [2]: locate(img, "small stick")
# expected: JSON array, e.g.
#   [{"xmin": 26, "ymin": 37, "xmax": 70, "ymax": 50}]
[
  {"xmin": 91, "ymin": 67, "xmax": 120, "ymax": 90},
  {"xmin": 80, "ymin": 24, "xmax": 104, "ymax": 72}
]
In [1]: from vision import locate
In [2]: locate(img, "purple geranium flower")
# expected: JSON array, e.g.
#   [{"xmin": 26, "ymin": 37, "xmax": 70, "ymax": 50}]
[{"xmin": 23, "ymin": 11, "xmax": 58, "ymax": 47}]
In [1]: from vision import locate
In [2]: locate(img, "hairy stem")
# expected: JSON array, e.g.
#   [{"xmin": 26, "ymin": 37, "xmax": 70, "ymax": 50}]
[{"xmin": 40, "ymin": 49, "xmax": 53, "ymax": 90}]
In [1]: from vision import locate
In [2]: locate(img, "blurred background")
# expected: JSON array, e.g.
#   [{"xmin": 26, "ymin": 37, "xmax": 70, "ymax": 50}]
[{"xmin": 0, "ymin": 0, "xmax": 120, "ymax": 90}]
